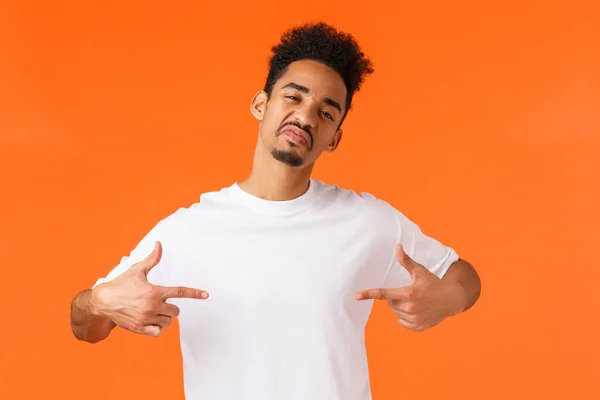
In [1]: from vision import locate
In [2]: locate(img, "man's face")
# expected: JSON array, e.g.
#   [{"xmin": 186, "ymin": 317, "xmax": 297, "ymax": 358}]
[{"xmin": 251, "ymin": 59, "xmax": 347, "ymax": 168}]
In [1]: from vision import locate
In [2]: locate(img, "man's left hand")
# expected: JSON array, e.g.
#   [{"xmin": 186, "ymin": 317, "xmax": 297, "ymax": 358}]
[{"xmin": 355, "ymin": 244, "xmax": 466, "ymax": 332}]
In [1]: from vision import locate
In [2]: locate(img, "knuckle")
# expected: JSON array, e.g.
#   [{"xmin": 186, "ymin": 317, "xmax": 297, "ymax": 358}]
[
  {"xmin": 141, "ymin": 308, "xmax": 155, "ymax": 321},
  {"xmin": 142, "ymin": 301, "xmax": 155, "ymax": 314},
  {"xmin": 404, "ymin": 302, "xmax": 417, "ymax": 313},
  {"xmin": 145, "ymin": 285, "xmax": 156, "ymax": 297},
  {"xmin": 398, "ymin": 319, "xmax": 412, "ymax": 330},
  {"xmin": 405, "ymin": 290, "xmax": 416, "ymax": 301}
]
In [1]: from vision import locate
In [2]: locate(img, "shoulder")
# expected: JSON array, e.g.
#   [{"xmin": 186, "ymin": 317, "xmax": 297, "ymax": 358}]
[
  {"xmin": 314, "ymin": 179, "xmax": 398, "ymax": 215},
  {"xmin": 312, "ymin": 180, "xmax": 407, "ymax": 233},
  {"xmin": 313, "ymin": 180, "xmax": 406, "ymax": 249},
  {"xmin": 150, "ymin": 184, "xmax": 235, "ymax": 230},
  {"xmin": 314, "ymin": 179, "xmax": 426, "ymax": 234}
]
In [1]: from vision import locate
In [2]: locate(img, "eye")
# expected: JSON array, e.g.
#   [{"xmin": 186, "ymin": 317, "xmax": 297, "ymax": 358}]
[
  {"xmin": 285, "ymin": 95, "xmax": 300, "ymax": 102},
  {"xmin": 320, "ymin": 110, "xmax": 334, "ymax": 120}
]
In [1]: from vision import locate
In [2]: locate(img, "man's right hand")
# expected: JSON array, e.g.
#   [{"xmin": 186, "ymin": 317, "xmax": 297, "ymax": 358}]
[{"xmin": 90, "ymin": 241, "xmax": 208, "ymax": 337}]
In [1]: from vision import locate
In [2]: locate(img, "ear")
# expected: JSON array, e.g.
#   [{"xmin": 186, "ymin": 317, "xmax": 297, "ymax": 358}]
[
  {"xmin": 250, "ymin": 90, "xmax": 268, "ymax": 121},
  {"xmin": 326, "ymin": 129, "xmax": 343, "ymax": 152}
]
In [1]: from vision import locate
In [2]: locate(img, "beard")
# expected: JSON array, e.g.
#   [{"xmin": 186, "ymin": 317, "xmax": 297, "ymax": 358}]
[{"xmin": 271, "ymin": 146, "xmax": 304, "ymax": 167}]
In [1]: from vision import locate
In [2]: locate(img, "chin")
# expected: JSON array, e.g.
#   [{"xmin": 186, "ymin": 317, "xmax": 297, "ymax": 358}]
[{"xmin": 271, "ymin": 147, "xmax": 305, "ymax": 167}]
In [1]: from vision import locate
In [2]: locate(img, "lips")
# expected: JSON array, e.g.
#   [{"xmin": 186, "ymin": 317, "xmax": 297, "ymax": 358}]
[{"xmin": 281, "ymin": 126, "xmax": 310, "ymax": 147}]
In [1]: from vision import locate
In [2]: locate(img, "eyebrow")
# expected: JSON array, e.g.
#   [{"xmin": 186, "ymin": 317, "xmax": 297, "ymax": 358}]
[{"xmin": 281, "ymin": 82, "xmax": 342, "ymax": 114}]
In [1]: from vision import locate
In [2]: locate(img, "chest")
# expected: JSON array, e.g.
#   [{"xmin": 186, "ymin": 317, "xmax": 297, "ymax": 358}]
[{"xmin": 160, "ymin": 212, "xmax": 393, "ymax": 328}]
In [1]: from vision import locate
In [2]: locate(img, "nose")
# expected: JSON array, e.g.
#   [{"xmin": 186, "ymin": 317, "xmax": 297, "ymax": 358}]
[{"xmin": 294, "ymin": 102, "xmax": 318, "ymax": 130}]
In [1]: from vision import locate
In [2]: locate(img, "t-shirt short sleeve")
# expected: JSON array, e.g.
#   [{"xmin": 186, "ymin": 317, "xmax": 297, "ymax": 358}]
[
  {"xmin": 383, "ymin": 207, "xmax": 459, "ymax": 288},
  {"xmin": 91, "ymin": 220, "xmax": 169, "ymax": 289}
]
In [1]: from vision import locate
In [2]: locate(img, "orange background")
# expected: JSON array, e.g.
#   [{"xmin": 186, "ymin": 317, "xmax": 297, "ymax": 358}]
[{"xmin": 1, "ymin": 1, "xmax": 599, "ymax": 399}]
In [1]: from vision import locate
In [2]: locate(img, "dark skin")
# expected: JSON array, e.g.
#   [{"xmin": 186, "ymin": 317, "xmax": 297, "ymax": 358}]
[
  {"xmin": 70, "ymin": 59, "xmax": 480, "ymax": 343},
  {"xmin": 241, "ymin": 59, "xmax": 480, "ymax": 331},
  {"xmin": 240, "ymin": 59, "xmax": 346, "ymax": 201},
  {"xmin": 356, "ymin": 245, "xmax": 480, "ymax": 331}
]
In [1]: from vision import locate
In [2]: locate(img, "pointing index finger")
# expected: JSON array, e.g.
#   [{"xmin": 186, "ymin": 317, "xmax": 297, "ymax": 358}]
[
  {"xmin": 355, "ymin": 287, "xmax": 407, "ymax": 301},
  {"xmin": 160, "ymin": 286, "xmax": 209, "ymax": 300}
]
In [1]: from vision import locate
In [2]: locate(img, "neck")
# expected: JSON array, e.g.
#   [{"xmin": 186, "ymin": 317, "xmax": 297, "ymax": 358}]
[{"xmin": 238, "ymin": 140, "xmax": 314, "ymax": 201}]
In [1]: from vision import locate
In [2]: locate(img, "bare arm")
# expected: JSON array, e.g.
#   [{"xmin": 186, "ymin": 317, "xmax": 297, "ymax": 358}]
[
  {"xmin": 70, "ymin": 242, "xmax": 209, "ymax": 344},
  {"xmin": 356, "ymin": 245, "xmax": 481, "ymax": 332},
  {"xmin": 70, "ymin": 289, "xmax": 116, "ymax": 343},
  {"xmin": 442, "ymin": 258, "xmax": 481, "ymax": 313}
]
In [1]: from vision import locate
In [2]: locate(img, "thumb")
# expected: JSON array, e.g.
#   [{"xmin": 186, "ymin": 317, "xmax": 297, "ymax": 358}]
[
  {"xmin": 396, "ymin": 244, "xmax": 425, "ymax": 278},
  {"xmin": 134, "ymin": 241, "xmax": 163, "ymax": 276}
]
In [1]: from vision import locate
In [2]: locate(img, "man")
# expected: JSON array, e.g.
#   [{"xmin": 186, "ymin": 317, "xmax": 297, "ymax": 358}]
[{"xmin": 70, "ymin": 22, "xmax": 481, "ymax": 399}]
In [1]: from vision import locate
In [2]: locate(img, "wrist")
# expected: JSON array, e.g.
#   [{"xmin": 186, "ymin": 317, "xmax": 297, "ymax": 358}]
[{"xmin": 89, "ymin": 286, "xmax": 106, "ymax": 317}]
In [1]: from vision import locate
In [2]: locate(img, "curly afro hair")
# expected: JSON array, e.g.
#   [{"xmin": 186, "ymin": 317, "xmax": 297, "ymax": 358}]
[{"xmin": 263, "ymin": 22, "xmax": 374, "ymax": 124}]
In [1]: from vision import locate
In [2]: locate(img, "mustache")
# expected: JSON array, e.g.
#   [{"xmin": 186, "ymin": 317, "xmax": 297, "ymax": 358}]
[{"xmin": 277, "ymin": 121, "xmax": 313, "ymax": 147}]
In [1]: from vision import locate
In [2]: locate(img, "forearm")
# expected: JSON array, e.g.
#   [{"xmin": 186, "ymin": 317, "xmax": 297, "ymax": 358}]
[
  {"xmin": 442, "ymin": 259, "xmax": 481, "ymax": 314},
  {"xmin": 70, "ymin": 289, "xmax": 116, "ymax": 343}
]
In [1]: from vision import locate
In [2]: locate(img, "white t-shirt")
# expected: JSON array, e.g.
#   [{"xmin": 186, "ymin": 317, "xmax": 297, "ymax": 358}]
[{"xmin": 93, "ymin": 179, "xmax": 458, "ymax": 400}]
